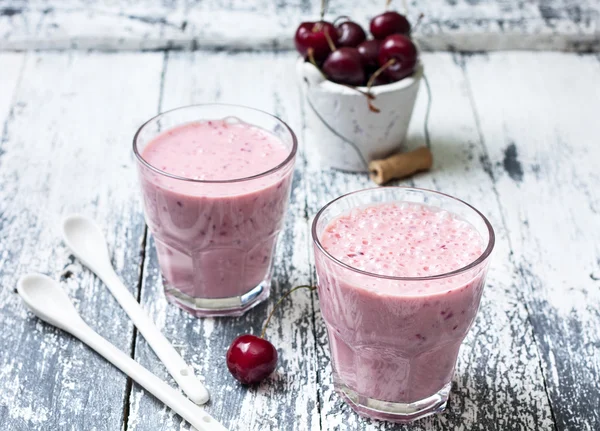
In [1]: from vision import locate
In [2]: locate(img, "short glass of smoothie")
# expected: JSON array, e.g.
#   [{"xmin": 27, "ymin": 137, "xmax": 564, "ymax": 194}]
[
  {"xmin": 312, "ymin": 187, "xmax": 494, "ymax": 422},
  {"xmin": 134, "ymin": 104, "xmax": 297, "ymax": 317}
]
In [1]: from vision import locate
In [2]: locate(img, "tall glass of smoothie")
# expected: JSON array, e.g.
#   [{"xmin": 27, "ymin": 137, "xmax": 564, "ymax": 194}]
[
  {"xmin": 134, "ymin": 104, "xmax": 297, "ymax": 317},
  {"xmin": 312, "ymin": 187, "xmax": 494, "ymax": 422}
]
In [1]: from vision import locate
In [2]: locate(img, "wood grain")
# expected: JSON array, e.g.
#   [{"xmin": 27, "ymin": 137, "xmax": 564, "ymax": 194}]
[
  {"xmin": 0, "ymin": 52, "xmax": 163, "ymax": 429},
  {"xmin": 1, "ymin": 0, "xmax": 599, "ymax": 52},
  {"xmin": 464, "ymin": 52, "xmax": 600, "ymax": 431},
  {"xmin": 127, "ymin": 51, "xmax": 319, "ymax": 431}
]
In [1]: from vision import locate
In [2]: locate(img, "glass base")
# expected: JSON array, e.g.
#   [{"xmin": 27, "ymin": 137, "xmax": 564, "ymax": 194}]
[
  {"xmin": 335, "ymin": 380, "xmax": 451, "ymax": 423},
  {"xmin": 163, "ymin": 278, "xmax": 270, "ymax": 317}
]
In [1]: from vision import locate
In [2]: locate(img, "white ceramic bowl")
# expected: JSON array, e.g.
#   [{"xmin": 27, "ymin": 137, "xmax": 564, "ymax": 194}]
[{"xmin": 297, "ymin": 58, "xmax": 422, "ymax": 172}]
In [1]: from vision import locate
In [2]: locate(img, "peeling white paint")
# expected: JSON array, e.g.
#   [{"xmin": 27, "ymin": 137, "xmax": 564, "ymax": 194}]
[{"xmin": 0, "ymin": 51, "xmax": 164, "ymax": 429}]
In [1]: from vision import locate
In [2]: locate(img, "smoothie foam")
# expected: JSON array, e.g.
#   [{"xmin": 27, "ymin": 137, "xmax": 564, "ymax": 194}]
[{"xmin": 142, "ymin": 119, "xmax": 289, "ymax": 183}]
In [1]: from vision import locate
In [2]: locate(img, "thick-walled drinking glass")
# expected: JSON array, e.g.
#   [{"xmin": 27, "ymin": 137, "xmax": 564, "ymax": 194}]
[
  {"xmin": 312, "ymin": 187, "xmax": 494, "ymax": 422},
  {"xmin": 134, "ymin": 104, "xmax": 297, "ymax": 317}
]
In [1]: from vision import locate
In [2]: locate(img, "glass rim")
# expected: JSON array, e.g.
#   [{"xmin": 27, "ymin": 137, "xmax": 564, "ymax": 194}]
[
  {"xmin": 311, "ymin": 186, "xmax": 496, "ymax": 281},
  {"xmin": 132, "ymin": 103, "xmax": 298, "ymax": 184}
]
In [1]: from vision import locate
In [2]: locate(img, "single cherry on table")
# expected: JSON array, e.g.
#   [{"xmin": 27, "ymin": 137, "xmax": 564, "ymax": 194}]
[
  {"xmin": 226, "ymin": 285, "xmax": 316, "ymax": 385},
  {"xmin": 226, "ymin": 334, "xmax": 278, "ymax": 385}
]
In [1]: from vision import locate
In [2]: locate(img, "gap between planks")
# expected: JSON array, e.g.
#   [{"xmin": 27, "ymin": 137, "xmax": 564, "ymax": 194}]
[
  {"xmin": 122, "ymin": 50, "xmax": 168, "ymax": 431},
  {"xmin": 121, "ymin": 226, "xmax": 148, "ymax": 431}
]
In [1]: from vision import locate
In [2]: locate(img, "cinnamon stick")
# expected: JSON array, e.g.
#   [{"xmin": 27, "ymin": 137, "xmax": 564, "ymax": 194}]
[{"xmin": 369, "ymin": 147, "xmax": 433, "ymax": 185}]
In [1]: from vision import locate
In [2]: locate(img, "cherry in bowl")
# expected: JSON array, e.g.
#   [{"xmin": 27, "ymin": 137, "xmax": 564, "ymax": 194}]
[
  {"xmin": 370, "ymin": 11, "xmax": 411, "ymax": 40},
  {"xmin": 378, "ymin": 34, "xmax": 418, "ymax": 81},
  {"xmin": 322, "ymin": 47, "xmax": 366, "ymax": 86},
  {"xmin": 357, "ymin": 39, "xmax": 381, "ymax": 69},
  {"xmin": 336, "ymin": 21, "xmax": 367, "ymax": 47},
  {"xmin": 295, "ymin": 21, "xmax": 339, "ymax": 62}
]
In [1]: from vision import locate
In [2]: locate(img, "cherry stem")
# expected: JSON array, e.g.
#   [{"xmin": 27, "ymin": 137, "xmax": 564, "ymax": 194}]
[
  {"xmin": 321, "ymin": 0, "xmax": 327, "ymax": 21},
  {"xmin": 346, "ymin": 84, "xmax": 376, "ymax": 100},
  {"xmin": 307, "ymin": 49, "xmax": 327, "ymax": 80},
  {"xmin": 386, "ymin": 0, "xmax": 392, "ymax": 9},
  {"xmin": 367, "ymin": 99, "xmax": 381, "ymax": 113},
  {"xmin": 323, "ymin": 28, "xmax": 336, "ymax": 52},
  {"xmin": 366, "ymin": 58, "xmax": 396, "ymax": 91},
  {"xmin": 363, "ymin": 58, "xmax": 396, "ymax": 113},
  {"xmin": 260, "ymin": 285, "xmax": 316, "ymax": 339},
  {"xmin": 411, "ymin": 13, "xmax": 425, "ymax": 34}
]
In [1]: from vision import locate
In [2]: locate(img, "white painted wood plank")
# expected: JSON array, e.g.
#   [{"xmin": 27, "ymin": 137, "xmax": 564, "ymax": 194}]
[
  {"xmin": 1, "ymin": 0, "xmax": 599, "ymax": 51},
  {"xmin": 0, "ymin": 49, "xmax": 27, "ymax": 429},
  {"xmin": 0, "ymin": 52, "xmax": 163, "ymax": 429},
  {"xmin": 306, "ymin": 52, "xmax": 555, "ymax": 430},
  {"xmin": 0, "ymin": 53, "xmax": 23, "ymax": 121},
  {"xmin": 128, "ymin": 51, "xmax": 319, "ymax": 431},
  {"xmin": 464, "ymin": 52, "xmax": 600, "ymax": 430},
  {"xmin": 0, "ymin": 4, "xmax": 43, "ymax": 51}
]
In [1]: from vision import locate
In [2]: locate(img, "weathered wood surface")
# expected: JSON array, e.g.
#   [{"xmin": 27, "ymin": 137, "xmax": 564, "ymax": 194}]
[
  {"xmin": 464, "ymin": 52, "xmax": 600, "ymax": 430},
  {"xmin": 1, "ymin": 0, "xmax": 599, "ymax": 52},
  {"xmin": 0, "ymin": 50, "xmax": 599, "ymax": 431},
  {"xmin": 0, "ymin": 52, "xmax": 163, "ymax": 429}
]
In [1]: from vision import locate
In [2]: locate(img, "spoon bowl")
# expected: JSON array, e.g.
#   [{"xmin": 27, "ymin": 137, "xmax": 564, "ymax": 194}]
[
  {"xmin": 17, "ymin": 274, "xmax": 85, "ymax": 332},
  {"xmin": 62, "ymin": 215, "xmax": 112, "ymax": 272}
]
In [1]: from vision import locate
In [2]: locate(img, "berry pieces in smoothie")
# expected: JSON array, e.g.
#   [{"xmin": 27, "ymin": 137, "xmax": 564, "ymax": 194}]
[{"xmin": 320, "ymin": 202, "xmax": 484, "ymax": 280}]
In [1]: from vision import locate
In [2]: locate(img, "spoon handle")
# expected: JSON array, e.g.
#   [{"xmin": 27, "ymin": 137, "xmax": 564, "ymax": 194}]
[
  {"xmin": 100, "ymin": 269, "xmax": 209, "ymax": 405},
  {"xmin": 71, "ymin": 322, "xmax": 227, "ymax": 431}
]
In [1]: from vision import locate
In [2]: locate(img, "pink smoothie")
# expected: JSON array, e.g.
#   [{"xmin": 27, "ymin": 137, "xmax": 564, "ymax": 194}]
[
  {"xmin": 137, "ymin": 119, "xmax": 294, "ymax": 309},
  {"xmin": 316, "ymin": 202, "xmax": 487, "ymax": 404}
]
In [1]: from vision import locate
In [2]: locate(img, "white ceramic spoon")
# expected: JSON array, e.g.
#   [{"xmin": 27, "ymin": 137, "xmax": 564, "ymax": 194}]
[
  {"xmin": 61, "ymin": 214, "xmax": 209, "ymax": 405},
  {"xmin": 17, "ymin": 274, "xmax": 227, "ymax": 431}
]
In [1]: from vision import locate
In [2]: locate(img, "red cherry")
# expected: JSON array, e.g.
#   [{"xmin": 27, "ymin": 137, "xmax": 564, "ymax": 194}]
[
  {"xmin": 294, "ymin": 21, "xmax": 339, "ymax": 61},
  {"xmin": 378, "ymin": 34, "xmax": 418, "ymax": 81},
  {"xmin": 367, "ymin": 71, "xmax": 390, "ymax": 86},
  {"xmin": 336, "ymin": 21, "xmax": 367, "ymax": 47},
  {"xmin": 357, "ymin": 39, "xmax": 381, "ymax": 69},
  {"xmin": 226, "ymin": 285, "xmax": 314, "ymax": 385},
  {"xmin": 370, "ymin": 11, "xmax": 411, "ymax": 40},
  {"xmin": 226, "ymin": 334, "xmax": 278, "ymax": 385},
  {"xmin": 322, "ymin": 47, "xmax": 366, "ymax": 86}
]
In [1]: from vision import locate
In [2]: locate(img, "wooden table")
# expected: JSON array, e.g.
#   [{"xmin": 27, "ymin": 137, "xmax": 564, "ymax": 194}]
[{"xmin": 1, "ymin": 2, "xmax": 599, "ymax": 431}]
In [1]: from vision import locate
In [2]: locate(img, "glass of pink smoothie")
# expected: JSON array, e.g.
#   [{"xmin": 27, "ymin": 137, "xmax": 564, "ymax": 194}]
[
  {"xmin": 134, "ymin": 104, "xmax": 297, "ymax": 317},
  {"xmin": 312, "ymin": 187, "xmax": 494, "ymax": 422}
]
